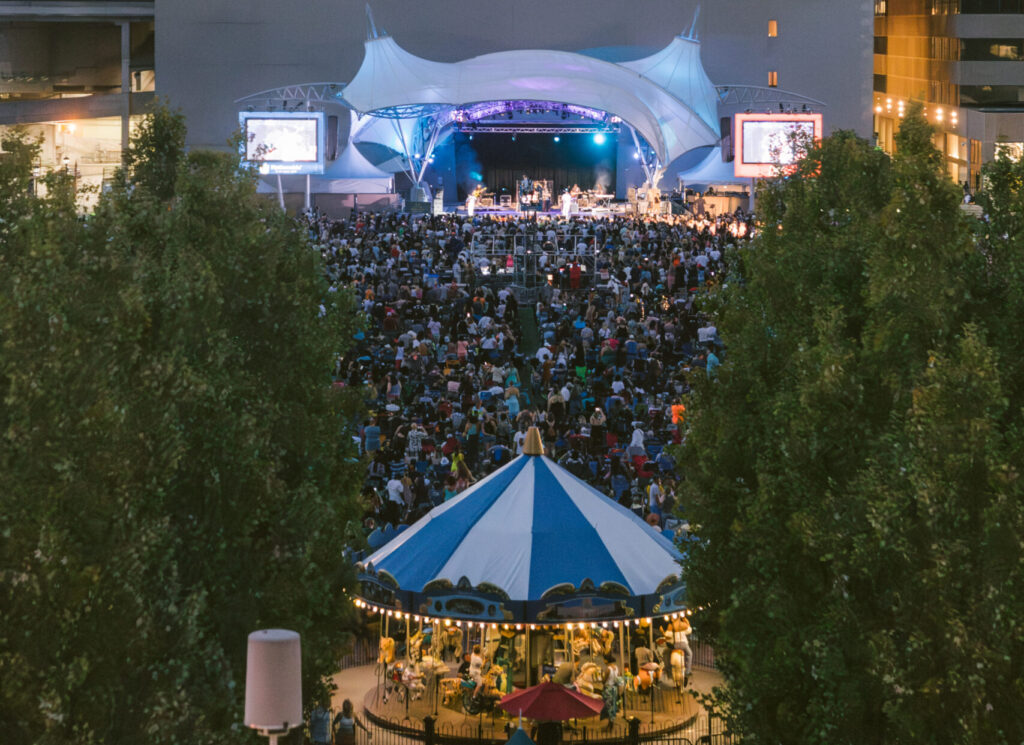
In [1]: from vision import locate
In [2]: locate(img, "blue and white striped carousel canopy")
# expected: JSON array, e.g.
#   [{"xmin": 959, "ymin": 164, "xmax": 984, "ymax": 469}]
[{"xmin": 359, "ymin": 453, "xmax": 682, "ymax": 602}]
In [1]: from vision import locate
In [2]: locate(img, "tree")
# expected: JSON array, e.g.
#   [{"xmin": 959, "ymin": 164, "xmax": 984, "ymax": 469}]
[
  {"xmin": 0, "ymin": 107, "xmax": 366, "ymax": 745},
  {"xmin": 680, "ymin": 106, "xmax": 1024, "ymax": 745}
]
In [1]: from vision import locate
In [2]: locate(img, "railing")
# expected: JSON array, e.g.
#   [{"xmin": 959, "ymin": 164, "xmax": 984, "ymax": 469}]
[
  {"xmin": 689, "ymin": 634, "xmax": 717, "ymax": 672},
  {"xmin": 362, "ymin": 710, "xmax": 724, "ymax": 745},
  {"xmin": 339, "ymin": 637, "xmax": 378, "ymax": 670},
  {"xmin": 361, "ymin": 678, "xmax": 715, "ymax": 745}
]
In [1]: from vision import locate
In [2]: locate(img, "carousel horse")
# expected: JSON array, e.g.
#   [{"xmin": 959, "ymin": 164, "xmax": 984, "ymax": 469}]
[
  {"xmin": 418, "ymin": 654, "xmax": 449, "ymax": 678},
  {"xmin": 632, "ymin": 647, "xmax": 661, "ymax": 695},
  {"xmin": 594, "ymin": 628, "xmax": 615, "ymax": 656},
  {"xmin": 461, "ymin": 663, "xmax": 504, "ymax": 715},
  {"xmin": 401, "ymin": 662, "xmax": 427, "ymax": 701},
  {"xmin": 429, "ymin": 627, "xmax": 447, "ymax": 660},
  {"xmin": 574, "ymin": 661, "xmax": 605, "ymax": 699},
  {"xmin": 378, "ymin": 637, "xmax": 396, "ymax": 668},
  {"xmin": 408, "ymin": 629, "xmax": 426, "ymax": 661},
  {"xmin": 655, "ymin": 637, "xmax": 686, "ymax": 692},
  {"xmin": 383, "ymin": 660, "xmax": 405, "ymax": 704},
  {"xmin": 571, "ymin": 627, "xmax": 593, "ymax": 656},
  {"xmin": 443, "ymin": 625, "xmax": 465, "ymax": 661},
  {"xmin": 378, "ymin": 637, "xmax": 401, "ymax": 703}
]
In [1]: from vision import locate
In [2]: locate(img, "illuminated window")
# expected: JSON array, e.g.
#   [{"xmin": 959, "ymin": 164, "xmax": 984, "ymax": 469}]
[
  {"xmin": 875, "ymin": 0, "xmax": 887, "ymax": 15},
  {"xmin": 995, "ymin": 142, "xmax": 1024, "ymax": 162},
  {"xmin": 768, "ymin": 20, "xmax": 778, "ymax": 37},
  {"xmin": 768, "ymin": 70, "xmax": 779, "ymax": 88}
]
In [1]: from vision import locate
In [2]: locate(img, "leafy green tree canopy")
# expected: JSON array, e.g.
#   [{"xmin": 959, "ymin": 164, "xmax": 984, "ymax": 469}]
[
  {"xmin": 0, "ymin": 106, "xmax": 365, "ymax": 745},
  {"xmin": 680, "ymin": 105, "xmax": 1023, "ymax": 745}
]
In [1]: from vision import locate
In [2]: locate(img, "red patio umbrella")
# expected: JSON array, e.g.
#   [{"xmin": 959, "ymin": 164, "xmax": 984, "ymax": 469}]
[{"xmin": 498, "ymin": 682, "xmax": 604, "ymax": 722}]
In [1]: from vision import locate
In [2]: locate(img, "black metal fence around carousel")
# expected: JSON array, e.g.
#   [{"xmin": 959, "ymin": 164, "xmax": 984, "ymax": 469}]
[{"xmin": 358, "ymin": 709, "xmax": 735, "ymax": 745}]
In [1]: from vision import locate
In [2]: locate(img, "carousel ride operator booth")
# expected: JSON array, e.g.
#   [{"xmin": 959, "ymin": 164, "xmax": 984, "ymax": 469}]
[{"xmin": 353, "ymin": 428, "xmax": 701, "ymax": 736}]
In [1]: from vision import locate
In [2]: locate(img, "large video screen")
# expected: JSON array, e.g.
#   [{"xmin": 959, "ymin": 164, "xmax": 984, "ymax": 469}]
[
  {"xmin": 734, "ymin": 113, "xmax": 823, "ymax": 178},
  {"xmin": 238, "ymin": 111, "xmax": 325, "ymax": 175}
]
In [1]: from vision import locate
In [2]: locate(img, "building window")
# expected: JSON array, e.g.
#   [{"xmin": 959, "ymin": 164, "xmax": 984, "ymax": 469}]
[
  {"xmin": 875, "ymin": 0, "xmax": 888, "ymax": 16},
  {"xmin": 932, "ymin": 36, "xmax": 960, "ymax": 61},
  {"xmin": 961, "ymin": 84, "xmax": 1024, "ymax": 106},
  {"xmin": 994, "ymin": 142, "xmax": 1024, "ymax": 161},
  {"xmin": 874, "ymin": 36, "xmax": 888, "ymax": 54},
  {"xmin": 961, "ymin": 38, "xmax": 1024, "ymax": 60},
  {"xmin": 768, "ymin": 20, "xmax": 778, "ymax": 37},
  {"xmin": 962, "ymin": 0, "xmax": 1024, "ymax": 12},
  {"xmin": 768, "ymin": 70, "xmax": 779, "ymax": 88},
  {"xmin": 874, "ymin": 74, "xmax": 888, "ymax": 93},
  {"xmin": 930, "ymin": 0, "xmax": 959, "ymax": 14}
]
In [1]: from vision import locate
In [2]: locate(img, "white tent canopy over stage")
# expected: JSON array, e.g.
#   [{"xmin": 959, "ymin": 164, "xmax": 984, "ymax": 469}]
[
  {"xmin": 337, "ymin": 23, "xmax": 722, "ymax": 191},
  {"xmin": 356, "ymin": 429, "xmax": 687, "ymax": 625}
]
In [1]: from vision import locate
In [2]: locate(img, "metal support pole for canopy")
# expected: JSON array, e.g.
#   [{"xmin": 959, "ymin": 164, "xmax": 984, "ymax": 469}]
[
  {"xmin": 390, "ymin": 118, "xmax": 420, "ymax": 185},
  {"xmin": 304, "ymin": 174, "xmax": 311, "ymax": 213},
  {"xmin": 525, "ymin": 628, "xmax": 531, "ymax": 688},
  {"xmin": 628, "ymin": 126, "xmax": 657, "ymax": 188},
  {"xmin": 415, "ymin": 112, "xmax": 449, "ymax": 186},
  {"xmin": 276, "ymin": 174, "xmax": 285, "ymax": 210},
  {"xmin": 619, "ymin": 623, "xmax": 627, "ymax": 672}
]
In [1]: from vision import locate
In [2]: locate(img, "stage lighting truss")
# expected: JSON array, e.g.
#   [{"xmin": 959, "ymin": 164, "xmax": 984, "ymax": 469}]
[
  {"xmin": 234, "ymin": 82, "xmax": 347, "ymax": 109},
  {"xmin": 454, "ymin": 100, "xmax": 612, "ymax": 125},
  {"xmin": 453, "ymin": 125, "xmax": 619, "ymax": 135},
  {"xmin": 715, "ymin": 85, "xmax": 826, "ymax": 111}
]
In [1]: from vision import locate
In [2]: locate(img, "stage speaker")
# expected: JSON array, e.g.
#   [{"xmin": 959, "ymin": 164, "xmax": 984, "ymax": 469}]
[
  {"xmin": 326, "ymin": 115, "xmax": 339, "ymax": 161},
  {"xmin": 720, "ymin": 117, "xmax": 733, "ymax": 162}
]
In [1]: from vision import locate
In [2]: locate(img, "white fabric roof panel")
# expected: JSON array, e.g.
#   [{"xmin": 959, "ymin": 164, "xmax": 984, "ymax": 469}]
[
  {"xmin": 341, "ymin": 36, "xmax": 720, "ymax": 164},
  {"xmin": 677, "ymin": 145, "xmax": 750, "ymax": 188},
  {"xmin": 620, "ymin": 35, "xmax": 721, "ymax": 133}
]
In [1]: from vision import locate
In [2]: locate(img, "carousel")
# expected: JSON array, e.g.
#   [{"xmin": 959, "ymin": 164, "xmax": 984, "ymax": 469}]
[{"xmin": 354, "ymin": 428, "xmax": 701, "ymax": 739}]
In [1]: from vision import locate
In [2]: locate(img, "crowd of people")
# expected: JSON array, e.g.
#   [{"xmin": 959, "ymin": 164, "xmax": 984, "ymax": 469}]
[{"xmin": 308, "ymin": 206, "xmax": 753, "ymax": 540}]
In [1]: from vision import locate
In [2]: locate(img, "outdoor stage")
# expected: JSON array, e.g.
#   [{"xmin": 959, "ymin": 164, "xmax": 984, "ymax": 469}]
[
  {"xmin": 360, "ymin": 666, "xmax": 719, "ymax": 743},
  {"xmin": 455, "ymin": 204, "xmax": 626, "ymax": 219}
]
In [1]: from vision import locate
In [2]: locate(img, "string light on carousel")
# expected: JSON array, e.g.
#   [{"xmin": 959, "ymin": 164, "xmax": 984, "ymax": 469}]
[{"xmin": 351, "ymin": 427, "xmax": 696, "ymax": 736}]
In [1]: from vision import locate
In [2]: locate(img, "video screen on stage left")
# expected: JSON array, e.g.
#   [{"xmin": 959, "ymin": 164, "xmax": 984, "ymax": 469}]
[
  {"xmin": 733, "ymin": 112, "xmax": 822, "ymax": 178},
  {"xmin": 239, "ymin": 111, "xmax": 326, "ymax": 175}
]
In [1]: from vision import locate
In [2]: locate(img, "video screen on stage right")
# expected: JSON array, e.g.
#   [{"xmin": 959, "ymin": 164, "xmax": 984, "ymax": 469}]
[{"xmin": 734, "ymin": 113, "xmax": 822, "ymax": 178}]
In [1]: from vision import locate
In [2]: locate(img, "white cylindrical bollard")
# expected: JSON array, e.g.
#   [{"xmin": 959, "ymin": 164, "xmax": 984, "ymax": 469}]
[{"xmin": 244, "ymin": 629, "xmax": 302, "ymax": 733}]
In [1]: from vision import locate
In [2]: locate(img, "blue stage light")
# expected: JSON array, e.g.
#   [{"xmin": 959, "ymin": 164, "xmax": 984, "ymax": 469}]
[
  {"xmin": 553, "ymin": 136, "xmax": 560, "ymax": 143},
  {"xmin": 593, "ymin": 133, "xmax": 606, "ymax": 145}
]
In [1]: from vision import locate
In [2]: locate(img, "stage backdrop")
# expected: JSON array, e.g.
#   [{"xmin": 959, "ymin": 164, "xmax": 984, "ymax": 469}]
[{"xmin": 453, "ymin": 132, "xmax": 617, "ymax": 202}]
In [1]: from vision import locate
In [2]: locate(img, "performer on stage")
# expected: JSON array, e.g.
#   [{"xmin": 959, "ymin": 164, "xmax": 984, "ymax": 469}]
[
  {"xmin": 466, "ymin": 186, "xmax": 480, "ymax": 217},
  {"xmin": 647, "ymin": 185, "xmax": 661, "ymax": 215},
  {"xmin": 560, "ymin": 188, "xmax": 572, "ymax": 219},
  {"xmin": 519, "ymin": 174, "xmax": 532, "ymax": 204}
]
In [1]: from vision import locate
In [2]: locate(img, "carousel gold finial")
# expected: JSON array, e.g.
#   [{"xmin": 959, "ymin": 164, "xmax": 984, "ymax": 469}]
[{"xmin": 523, "ymin": 426, "xmax": 545, "ymax": 456}]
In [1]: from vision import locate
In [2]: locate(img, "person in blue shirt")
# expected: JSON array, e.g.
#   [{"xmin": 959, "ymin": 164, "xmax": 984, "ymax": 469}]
[
  {"xmin": 706, "ymin": 350, "xmax": 720, "ymax": 377},
  {"xmin": 309, "ymin": 702, "xmax": 331, "ymax": 745},
  {"xmin": 363, "ymin": 417, "xmax": 382, "ymax": 453}
]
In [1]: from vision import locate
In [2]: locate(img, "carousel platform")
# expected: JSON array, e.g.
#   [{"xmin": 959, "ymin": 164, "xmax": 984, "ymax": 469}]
[{"xmin": 349, "ymin": 664, "xmax": 721, "ymax": 743}]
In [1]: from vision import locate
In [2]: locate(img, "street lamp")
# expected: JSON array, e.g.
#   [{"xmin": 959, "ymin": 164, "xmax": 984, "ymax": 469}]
[{"xmin": 62, "ymin": 155, "xmax": 70, "ymax": 174}]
